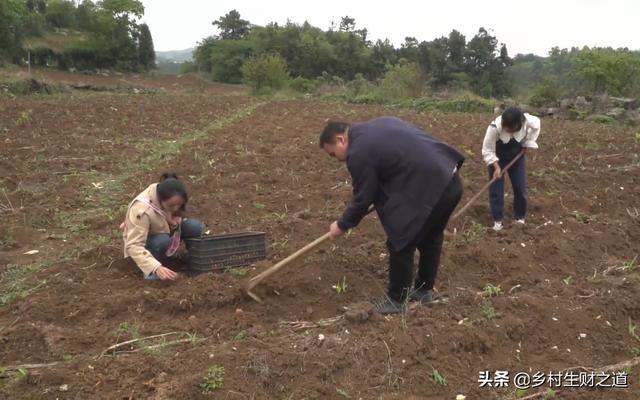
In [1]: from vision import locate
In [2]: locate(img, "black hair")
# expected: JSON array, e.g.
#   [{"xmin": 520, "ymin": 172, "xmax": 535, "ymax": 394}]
[
  {"xmin": 157, "ymin": 172, "xmax": 188, "ymax": 211},
  {"xmin": 319, "ymin": 120, "xmax": 350, "ymax": 148},
  {"xmin": 501, "ymin": 107, "xmax": 525, "ymax": 131}
]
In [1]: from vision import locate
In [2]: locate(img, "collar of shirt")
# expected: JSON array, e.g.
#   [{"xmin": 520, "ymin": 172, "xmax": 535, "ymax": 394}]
[{"xmin": 494, "ymin": 116, "xmax": 528, "ymax": 144}]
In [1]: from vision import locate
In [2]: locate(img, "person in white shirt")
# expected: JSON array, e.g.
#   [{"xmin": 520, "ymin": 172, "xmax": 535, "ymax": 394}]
[{"xmin": 481, "ymin": 107, "xmax": 541, "ymax": 231}]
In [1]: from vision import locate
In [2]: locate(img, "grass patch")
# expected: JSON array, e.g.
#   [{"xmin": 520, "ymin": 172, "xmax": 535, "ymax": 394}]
[
  {"xmin": 226, "ymin": 267, "xmax": 248, "ymax": 278},
  {"xmin": 0, "ymin": 262, "xmax": 50, "ymax": 306},
  {"xmin": 481, "ymin": 300, "xmax": 497, "ymax": 320},
  {"xmin": 55, "ymin": 209, "xmax": 91, "ymax": 232},
  {"xmin": 411, "ymin": 94, "xmax": 496, "ymax": 113},
  {"xmin": 113, "ymin": 322, "xmax": 173, "ymax": 356},
  {"xmin": 483, "ymin": 283, "xmax": 502, "ymax": 297},
  {"xmin": 201, "ymin": 365, "xmax": 225, "ymax": 394},
  {"xmin": 570, "ymin": 210, "xmax": 596, "ymax": 224},
  {"xmin": 622, "ymin": 256, "xmax": 638, "ymax": 272},
  {"xmin": 431, "ymin": 368, "xmax": 447, "ymax": 386},
  {"xmin": 0, "ymin": 366, "xmax": 29, "ymax": 387},
  {"xmin": 332, "ymin": 276, "xmax": 348, "ymax": 294},
  {"xmin": 463, "ymin": 221, "xmax": 487, "ymax": 242},
  {"xmin": 587, "ymin": 115, "xmax": 617, "ymax": 125},
  {"xmin": 233, "ymin": 330, "xmax": 248, "ymax": 341},
  {"xmin": 0, "ymin": 228, "xmax": 17, "ymax": 250}
]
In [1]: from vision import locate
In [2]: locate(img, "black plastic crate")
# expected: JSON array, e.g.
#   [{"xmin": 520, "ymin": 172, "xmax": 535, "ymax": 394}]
[{"xmin": 185, "ymin": 231, "xmax": 267, "ymax": 272}]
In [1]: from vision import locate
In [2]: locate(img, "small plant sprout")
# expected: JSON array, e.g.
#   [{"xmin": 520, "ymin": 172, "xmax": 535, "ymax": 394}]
[
  {"xmin": 431, "ymin": 368, "xmax": 447, "ymax": 386},
  {"xmin": 544, "ymin": 388, "xmax": 556, "ymax": 399},
  {"xmin": 483, "ymin": 283, "xmax": 502, "ymax": 297},
  {"xmin": 629, "ymin": 319, "xmax": 640, "ymax": 341},
  {"xmin": 201, "ymin": 365, "xmax": 225, "ymax": 394},
  {"xmin": 188, "ymin": 332, "xmax": 202, "ymax": 346},
  {"xmin": 233, "ymin": 330, "xmax": 248, "ymax": 341},
  {"xmin": 333, "ymin": 276, "xmax": 348, "ymax": 294},
  {"xmin": 271, "ymin": 239, "xmax": 289, "ymax": 250},
  {"xmin": 562, "ymin": 276, "xmax": 573, "ymax": 286},
  {"xmin": 622, "ymin": 256, "xmax": 638, "ymax": 272},
  {"xmin": 570, "ymin": 210, "xmax": 595, "ymax": 224},
  {"xmin": 464, "ymin": 221, "xmax": 487, "ymax": 242},
  {"xmin": 226, "ymin": 267, "xmax": 248, "ymax": 278},
  {"xmin": 482, "ymin": 301, "xmax": 496, "ymax": 320},
  {"xmin": 271, "ymin": 211, "xmax": 287, "ymax": 221}
]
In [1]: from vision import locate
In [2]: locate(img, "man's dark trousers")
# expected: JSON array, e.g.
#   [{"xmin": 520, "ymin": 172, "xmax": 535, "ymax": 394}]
[{"xmin": 387, "ymin": 173, "xmax": 463, "ymax": 301}]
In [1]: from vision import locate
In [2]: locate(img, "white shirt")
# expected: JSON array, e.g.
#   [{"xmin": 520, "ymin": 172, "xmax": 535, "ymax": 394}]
[{"xmin": 481, "ymin": 113, "xmax": 541, "ymax": 165}]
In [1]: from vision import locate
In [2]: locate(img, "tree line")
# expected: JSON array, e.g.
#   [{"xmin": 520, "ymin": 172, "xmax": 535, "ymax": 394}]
[
  {"xmin": 190, "ymin": 10, "xmax": 512, "ymax": 97},
  {"xmin": 511, "ymin": 47, "xmax": 640, "ymax": 105},
  {"xmin": 192, "ymin": 10, "xmax": 640, "ymax": 102},
  {"xmin": 0, "ymin": 0, "xmax": 155, "ymax": 71}
]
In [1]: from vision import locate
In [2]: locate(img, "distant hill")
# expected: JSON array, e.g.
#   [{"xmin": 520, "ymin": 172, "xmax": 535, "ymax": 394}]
[{"xmin": 156, "ymin": 48, "xmax": 194, "ymax": 63}]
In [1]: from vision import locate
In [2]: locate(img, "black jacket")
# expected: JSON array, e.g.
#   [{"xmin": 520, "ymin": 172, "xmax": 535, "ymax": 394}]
[{"xmin": 338, "ymin": 117, "xmax": 465, "ymax": 251}]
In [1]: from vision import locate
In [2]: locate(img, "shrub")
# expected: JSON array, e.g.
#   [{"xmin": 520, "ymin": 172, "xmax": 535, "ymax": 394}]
[
  {"xmin": 379, "ymin": 62, "xmax": 424, "ymax": 100},
  {"xmin": 529, "ymin": 78, "xmax": 559, "ymax": 107},
  {"xmin": 241, "ymin": 53, "xmax": 290, "ymax": 94},
  {"xmin": 289, "ymin": 76, "xmax": 316, "ymax": 93}
]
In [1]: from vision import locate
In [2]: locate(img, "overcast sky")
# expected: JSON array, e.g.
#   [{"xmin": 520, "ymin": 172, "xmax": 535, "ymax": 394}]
[{"xmin": 142, "ymin": 0, "xmax": 640, "ymax": 55}]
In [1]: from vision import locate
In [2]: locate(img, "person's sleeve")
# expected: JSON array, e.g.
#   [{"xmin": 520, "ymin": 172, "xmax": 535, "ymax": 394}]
[
  {"xmin": 124, "ymin": 209, "xmax": 161, "ymax": 276},
  {"xmin": 337, "ymin": 154, "xmax": 378, "ymax": 231},
  {"xmin": 482, "ymin": 124, "xmax": 500, "ymax": 165},
  {"xmin": 523, "ymin": 115, "xmax": 541, "ymax": 149}
]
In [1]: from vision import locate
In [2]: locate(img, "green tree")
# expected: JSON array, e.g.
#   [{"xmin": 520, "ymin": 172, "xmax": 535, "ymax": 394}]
[
  {"xmin": 138, "ymin": 23, "xmax": 155, "ymax": 70},
  {"xmin": 241, "ymin": 52, "xmax": 290, "ymax": 94},
  {"xmin": 339, "ymin": 16, "xmax": 356, "ymax": 32},
  {"xmin": 100, "ymin": 0, "xmax": 144, "ymax": 20},
  {"xmin": 398, "ymin": 36, "xmax": 420, "ymax": 63},
  {"xmin": 570, "ymin": 48, "xmax": 640, "ymax": 96},
  {"xmin": 370, "ymin": 39, "xmax": 397, "ymax": 78},
  {"xmin": 76, "ymin": 0, "xmax": 97, "ymax": 31},
  {"xmin": 210, "ymin": 39, "xmax": 254, "ymax": 83},
  {"xmin": 447, "ymin": 29, "xmax": 466, "ymax": 71},
  {"xmin": 45, "ymin": 0, "xmax": 77, "ymax": 29},
  {"xmin": 26, "ymin": 0, "xmax": 47, "ymax": 13},
  {"xmin": 213, "ymin": 9, "xmax": 250, "ymax": 40},
  {"xmin": 85, "ymin": 0, "xmax": 146, "ymax": 70},
  {"xmin": 193, "ymin": 36, "xmax": 216, "ymax": 73},
  {"xmin": 465, "ymin": 28, "xmax": 509, "ymax": 97},
  {"xmin": 0, "ymin": 0, "xmax": 28, "ymax": 63}
]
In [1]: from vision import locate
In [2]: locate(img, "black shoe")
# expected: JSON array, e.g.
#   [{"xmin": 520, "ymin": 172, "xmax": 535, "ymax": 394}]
[
  {"xmin": 410, "ymin": 289, "xmax": 433, "ymax": 304},
  {"xmin": 374, "ymin": 298, "xmax": 406, "ymax": 315}
]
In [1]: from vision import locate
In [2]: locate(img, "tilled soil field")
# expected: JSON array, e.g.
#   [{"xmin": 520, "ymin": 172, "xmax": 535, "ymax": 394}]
[{"xmin": 1, "ymin": 73, "xmax": 639, "ymax": 399}]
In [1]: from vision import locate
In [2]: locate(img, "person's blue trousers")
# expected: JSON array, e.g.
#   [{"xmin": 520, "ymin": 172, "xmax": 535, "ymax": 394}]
[
  {"xmin": 144, "ymin": 218, "xmax": 204, "ymax": 280},
  {"xmin": 488, "ymin": 155, "xmax": 527, "ymax": 222}
]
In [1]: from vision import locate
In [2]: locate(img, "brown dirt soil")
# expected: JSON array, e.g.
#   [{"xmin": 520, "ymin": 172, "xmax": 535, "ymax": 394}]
[{"xmin": 1, "ymin": 73, "xmax": 639, "ymax": 399}]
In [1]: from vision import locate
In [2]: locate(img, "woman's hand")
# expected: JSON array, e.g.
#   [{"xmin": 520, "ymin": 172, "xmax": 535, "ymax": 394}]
[
  {"xmin": 169, "ymin": 215, "xmax": 182, "ymax": 227},
  {"xmin": 155, "ymin": 266, "xmax": 178, "ymax": 280},
  {"xmin": 492, "ymin": 162, "xmax": 502, "ymax": 180}
]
